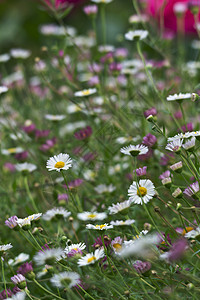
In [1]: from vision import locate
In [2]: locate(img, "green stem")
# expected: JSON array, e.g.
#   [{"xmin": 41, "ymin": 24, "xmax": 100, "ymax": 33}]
[
  {"xmin": 1, "ymin": 258, "xmax": 8, "ymax": 298},
  {"xmin": 100, "ymin": 4, "xmax": 106, "ymax": 45},
  {"xmin": 76, "ymin": 284, "xmax": 96, "ymax": 300},
  {"xmin": 28, "ymin": 230, "xmax": 43, "ymax": 251},
  {"xmin": 34, "ymin": 279, "xmax": 65, "ymax": 300},
  {"xmin": 24, "ymin": 176, "xmax": 38, "ymax": 212},
  {"xmin": 20, "ymin": 231, "xmax": 38, "ymax": 250}
]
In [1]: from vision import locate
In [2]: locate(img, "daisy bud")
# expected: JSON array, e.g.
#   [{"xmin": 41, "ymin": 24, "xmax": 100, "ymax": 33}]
[
  {"xmin": 172, "ymin": 188, "xmax": 183, "ymax": 199},
  {"xmin": 176, "ymin": 203, "xmax": 182, "ymax": 211},
  {"xmin": 69, "ymin": 217, "xmax": 74, "ymax": 222},
  {"xmin": 11, "ymin": 274, "xmax": 26, "ymax": 289},
  {"xmin": 187, "ymin": 283, "xmax": 195, "ymax": 290},
  {"xmin": 124, "ymin": 290, "xmax": 130, "ymax": 296},
  {"xmin": 144, "ymin": 223, "xmax": 152, "ymax": 231},
  {"xmin": 146, "ymin": 114, "xmax": 154, "ymax": 122},
  {"xmin": 170, "ymin": 161, "xmax": 183, "ymax": 173},
  {"xmin": 173, "ymin": 3, "xmax": 187, "ymax": 16},
  {"xmin": 32, "ymin": 227, "xmax": 39, "ymax": 236},
  {"xmin": 188, "ymin": 1, "xmax": 200, "ymax": 15},
  {"xmin": 83, "ymin": 5, "xmax": 98, "ymax": 16},
  {"xmin": 161, "ymin": 177, "xmax": 172, "ymax": 188},
  {"xmin": 182, "ymin": 137, "xmax": 196, "ymax": 152},
  {"xmin": 191, "ymin": 93, "xmax": 199, "ymax": 101}
]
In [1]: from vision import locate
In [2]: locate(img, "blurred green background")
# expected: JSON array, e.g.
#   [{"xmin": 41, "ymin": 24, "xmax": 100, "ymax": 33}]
[{"xmin": 0, "ymin": 0, "xmax": 134, "ymax": 52}]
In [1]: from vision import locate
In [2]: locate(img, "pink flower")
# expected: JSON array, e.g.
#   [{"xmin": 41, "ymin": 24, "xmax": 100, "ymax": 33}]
[{"xmin": 146, "ymin": 0, "xmax": 200, "ymax": 33}]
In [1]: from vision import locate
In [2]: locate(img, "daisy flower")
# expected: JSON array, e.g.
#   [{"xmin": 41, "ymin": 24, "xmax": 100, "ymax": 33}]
[
  {"xmin": 110, "ymin": 219, "xmax": 135, "ymax": 226},
  {"xmin": 185, "ymin": 227, "xmax": 200, "ymax": 239},
  {"xmin": 165, "ymin": 139, "xmax": 183, "ymax": 152},
  {"xmin": 77, "ymin": 211, "xmax": 107, "ymax": 221},
  {"xmin": 16, "ymin": 214, "xmax": 42, "ymax": 229},
  {"xmin": 15, "ymin": 163, "xmax": 37, "ymax": 173},
  {"xmin": 7, "ymin": 292, "xmax": 26, "ymax": 300},
  {"xmin": 91, "ymin": 0, "xmax": 113, "ymax": 3},
  {"xmin": 0, "ymin": 243, "xmax": 13, "ymax": 253},
  {"xmin": 10, "ymin": 48, "xmax": 31, "ymax": 59},
  {"xmin": 108, "ymin": 199, "xmax": 132, "ymax": 215},
  {"xmin": 65, "ymin": 243, "xmax": 86, "ymax": 256},
  {"xmin": 182, "ymin": 137, "xmax": 196, "ymax": 151},
  {"xmin": 167, "ymin": 131, "xmax": 200, "ymax": 142},
  {"xmin": 120, "ymin": 144, "xmax": 148, "ymax": 156},
  {"xmin": 2, "ymin": 147, "xmax": 24, "ymax": 155},
  {"xmin": 77, "ymin": 248, "xmax": 105, "ymax": 266},
  {"xmin": 98, "ymin": 45, "xmax": 115, "ymax": 52},
  {"xmin": 94, "ymin": 184, "xmax": 116, "ymax": 194},
  {"xmin": 125, "ymin": 30, "xmax": 148, "ymax": 41},
  {"xmin": 111, "ymin": 237, "xmax": 123, "ymax": 253},
  {"xmin": 166, "ymin": 93, "xmax": 192, "ymax": 102},
  {"xmin": 45, "ymin": 114, "xmax": 66, "ymax": 121},
  {"xmin": 86, "ymin": 223, "xmax": 113, "ymax": 230},
  {"xmin": 42, "ymin": 207, "xmax": 71, "ymax": 221},
  {"xmin": 0, "ymin": 86, "xmax": 8, "ymax": 94},
  {"xmin": 0, "ymin": 53, "xmax": 10, "ymax": 63},
  {"xmin": 5, "ymin": 216, "xmax": 19, "ymax": 229},
  {"xmin": 183, "ymin": 181, "xmax": 200, "ymax": 199},
  {"xmin": 50, "ymin": 272, "xmax": 80, "ymax": 288},
  {"xmin": 8, "ymin": 253, "xmax": 29, "ymax": 266},
  {"xmin": 46, "ymin": 153, "xmax": 72, "ymax": 172},
  {"xmin": 34, "ymin": 248, "xmax": 64, "ymax": 266},
  {"xmin": 120, "ymin": 234, "xmax": 159, "ymax": 258},
  {"xmin": 128, "ymin": 179, "xmax": 155, "ymax": 205},
  {"xmin": 74, "ymin": 88, "xmax": 97, "ymax": 97}
]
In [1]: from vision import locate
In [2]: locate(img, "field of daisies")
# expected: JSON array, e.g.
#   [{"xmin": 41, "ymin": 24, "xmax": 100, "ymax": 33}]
[{"xmin": 1, "ymin": 0, "xmax": 200, "ymax": 299}]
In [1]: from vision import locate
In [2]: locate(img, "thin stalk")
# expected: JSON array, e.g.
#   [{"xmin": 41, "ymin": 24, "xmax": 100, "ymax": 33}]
[
  {"xmin": 24, "ymin": 176, "xmax": 38, "ymax": 212},
  {"xmin": 33, "ymin": 279, "xmax": 65, "ymax": 300},
  {"xmin": 1, "ymin": 258, "xmax": 8, "ymax": 298},
  {"xmin": 100, "ymin": 4, "xmax": 106, "ymax": 44}
]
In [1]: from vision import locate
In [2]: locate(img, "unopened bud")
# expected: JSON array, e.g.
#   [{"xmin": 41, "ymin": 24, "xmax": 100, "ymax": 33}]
[
  {"xmin": 191, "ymin": 93, "xmax": 199, "ymax": 102},
  {"xmin": 176, "ymin": 203, "xmax": 182, "ymax": 211},
  {"xmin": 69, "ymin": 217, "xmax": 74, "ymax": 222},
  {"xmin": 154, "ymin": 206, "xmax": 160, "ymax": 213},
  {"xmin": 187, "ymin": 283, "xmax": 194, "ymax": 290}
]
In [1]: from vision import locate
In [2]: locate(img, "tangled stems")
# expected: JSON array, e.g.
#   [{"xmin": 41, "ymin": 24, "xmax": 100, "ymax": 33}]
[
  {"xmin": 76, "ymin": 284, "xmax": 96, "ymax": 300},
  {"xmin": 136, "ymin": 41, "xmax": 183, "ymax": 132},
  {"xmin": 33, "ymin": 278, "xmax": 65, "ymax": 300},
  {"xmin": 60, "ymin": 170, "xmax": 78, "ymax": 210},
  {"xmin": 1, "ymin": 258, "xmax": 8, "ymax": 298}
]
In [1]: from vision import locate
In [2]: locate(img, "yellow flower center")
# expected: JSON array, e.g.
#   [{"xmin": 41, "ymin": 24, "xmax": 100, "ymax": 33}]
[
  {"xmin": 82, "ymin": 90, "xmax": 91, "ymax": 96},
  {"xmin": 54, "ymin": 161, "xmax": 65, "ymax": 169},
  {"xmin": 87, "ymin": 256, "xmax": 96, "ymax": 263},
  {"xmin": 73, "ymin": 248, "xmax": 78, "ymax": 251},
  {"xmin": 95, "ymin": 224, "xmax": 106, "ymax": 229},
  {"xmin": 8, "ymin": 148, "xmax": 17, "ymax": 153},
  {"xmin": 88, "ymin": 214, "xmax": 97, "ymax": 219},
  {"xmin": 182, "ymin": 227, "xmax": 194, "ymax": 236},
  {"xmin": 113, "ymin": 243, "xmax": 122, "ymax": 252},
  {"xmin": 137, "ymin": 186, "xmax": 147, "ymax": 197}
]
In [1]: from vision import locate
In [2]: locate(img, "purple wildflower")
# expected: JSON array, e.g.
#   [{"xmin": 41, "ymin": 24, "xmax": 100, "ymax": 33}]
[
  {"xmin": 74, "ymin": 126, "xmax": 92, "ymax": 140},
  {"xmin": 5, "ymin": 216, "xmax": 18, "ymax": 229},
  {"xmin": 142, "ymin": 133, "xmax": 157, "ymax": 148},
  {"xmin": 133, "ymin": 260, "xmax": 151, "ymax": 275},
  {"xmin": 134, "ymin": 166, "xmax": 147, "ymax": 177}
]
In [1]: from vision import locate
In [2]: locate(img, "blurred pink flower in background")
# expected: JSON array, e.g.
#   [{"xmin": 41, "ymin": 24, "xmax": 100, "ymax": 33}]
[
  {"xmin": 42, "ymin": 0, "xmax": 83, "ymax": 10},
  {"xmin": 146, "ymin": 0, "xmax": 200, "ymax": 33}
]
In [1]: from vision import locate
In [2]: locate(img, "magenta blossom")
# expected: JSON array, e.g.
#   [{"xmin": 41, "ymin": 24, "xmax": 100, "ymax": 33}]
[
  {"xmin": 146, "ymin": 0, "xmax": 200, "ymax": 34},
  {"xmin": 144, "ymin": 107, "xmax": 157, "ymax": 118},
  {"xmin": 134, "ymin": 166, "xmax": 147, "ymax": 177},
  {"xmin": 142, "ymin": 133, "xmax": 157, "ymax": 147},
  {"xmin": 74, "ymin": 126, "xmax": 92, "ymax": 140}
]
